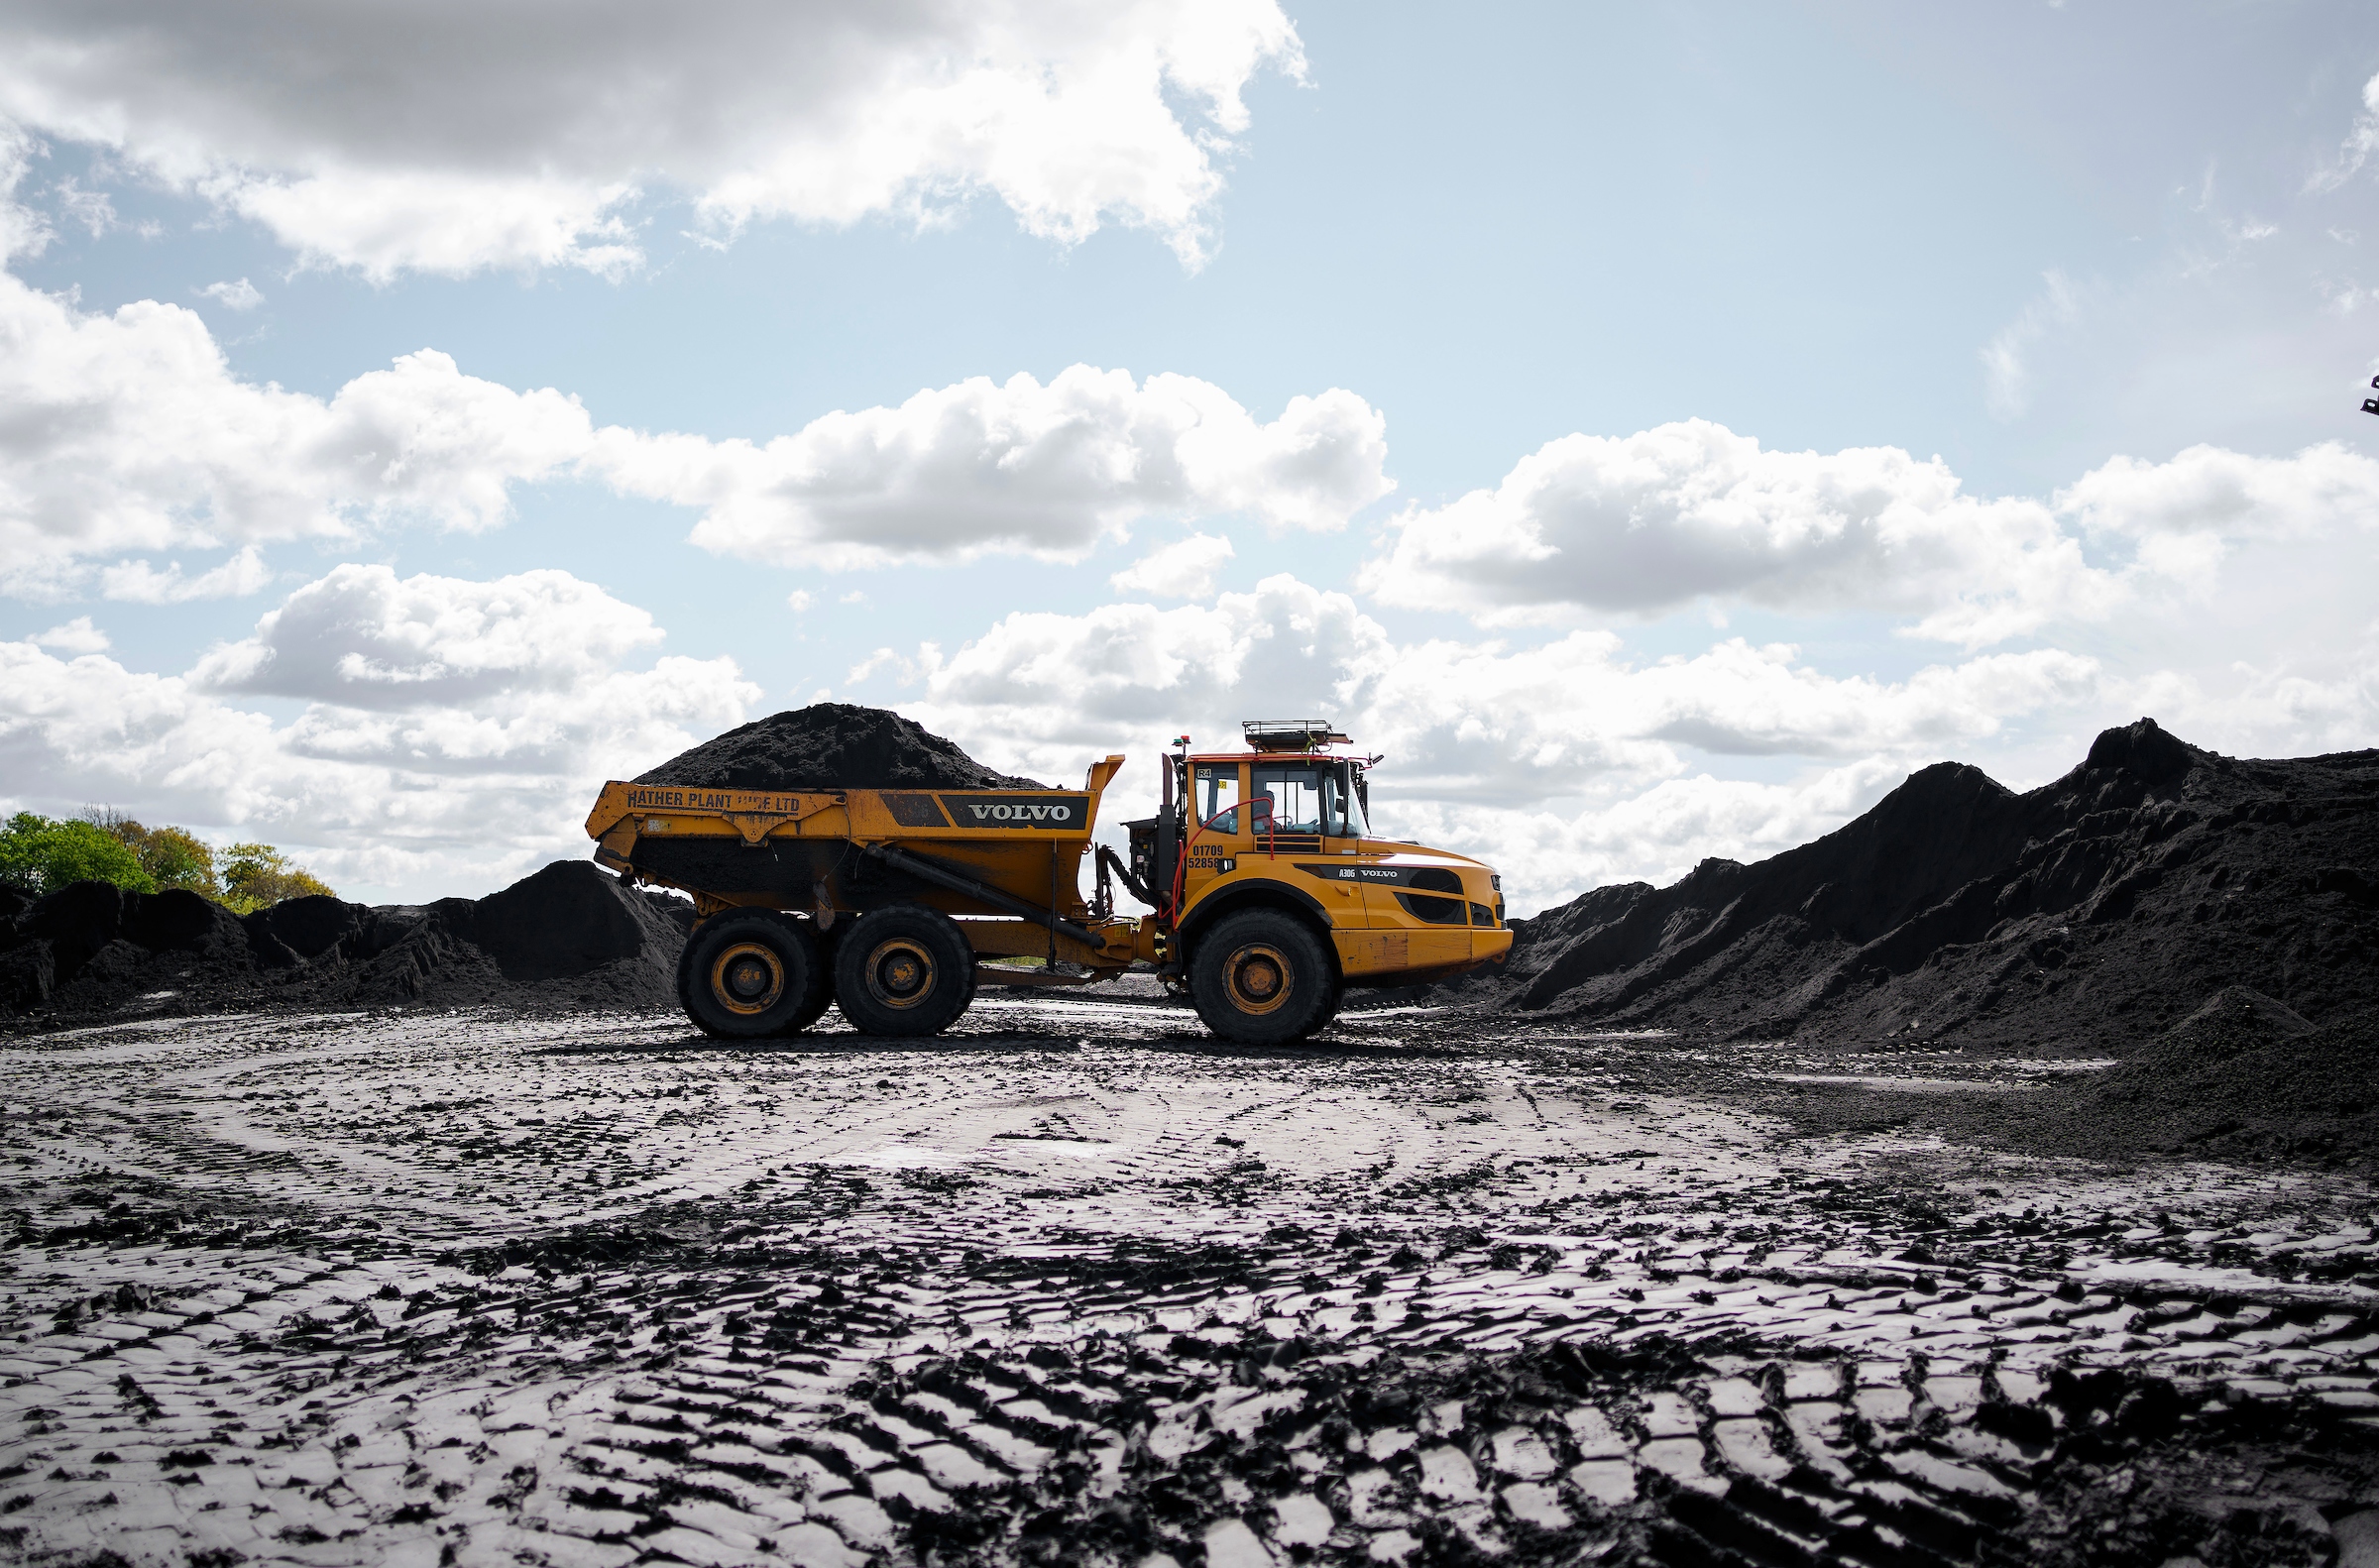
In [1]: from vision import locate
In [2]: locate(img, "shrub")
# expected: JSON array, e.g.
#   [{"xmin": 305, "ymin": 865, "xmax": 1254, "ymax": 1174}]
[
  {"xmin": 219, "ymin": 842, "xmax": 335, "ymax": 914},
  {"xmin": 0, "ymin": 813, "xmax": 157, "ymax": 896}
]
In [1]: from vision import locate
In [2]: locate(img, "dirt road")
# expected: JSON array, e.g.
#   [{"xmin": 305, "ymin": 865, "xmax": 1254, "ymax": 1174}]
[{"xmin": 6, "ymin": 999, "xmax": 2379, "ymax": 1566}]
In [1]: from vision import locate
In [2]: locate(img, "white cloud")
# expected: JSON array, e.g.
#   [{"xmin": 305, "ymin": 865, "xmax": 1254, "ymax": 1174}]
[
  {"xmin": 1109, "ymin": 531, "xmax": 1235, "ymax": 598},
  {"xmin": 0, "ymin": 252, "xmax": 1386, "ymax": 589},
  {"xmin": 195, "ymin": 277, "xmax": 264, "ymax": 310},
  {"xmin": 99, "ymin": 546, "xmax": 272, "ymax": 603},
  {"xmin": 592, "ymin": 367, "xmax": 1391, "ymax": 570},
  {"xmin": 0, "ymin": 566, "xmax": 754, "ymax": 897},
  {"xmin": 53, "ymin": 174, "xmax": 115, "ymax": 238},
  {"xmin": 1359, "ymin": 418, "xmax": 2112, "ymax": 644},
  {"xmin": 1980, "ymin": 269, "xmax": 2079, "ymax": 419},
  {"xmin": 192, "ymin": 564, "xmax": 667, "ymax": 708},
  {"xmin": 2056, "ymin": 440, "xmax": 2379, "ymax": 541},
  {"xmin": 2310, "ymin": 71, "xmax": 2379, "ymax": 195},
  {"xmin": 787, "ymin": 589, "xmax": 815, "ymax": 613},
  {"xmin": 0, "ymin": 262, "xmax": 595, "ymax": 594},
  {"xmin": 30, "ymin": 615, "xmax": 105, "ymax": 653},
  {"xmin": 1359, "ymin": 418, "xmax": 2379, "ymax": 647},
  {"xmin": 899, "ymin": 572, "xmax": 2106, "ymax": 911},
  {"xmin": 0, "ymin": 0, "xmax": 1304, "ymax": 277},
  {"xmin": 0, "ymin": 120, "xmax": 52, "ymax": 260}
]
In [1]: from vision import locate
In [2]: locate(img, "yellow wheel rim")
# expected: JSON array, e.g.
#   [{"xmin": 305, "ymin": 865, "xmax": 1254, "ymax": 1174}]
[
  {"xmin": 1223, "ymin": 942, "xmax": 1294, "ymax": 1016},
  {"xmin": 862, "ymin": 937, "xmax": 940, "ymax": 1010},
  {"xmin": 710, "ymin": 942, "xmax": 784, "ymax": 1016}
]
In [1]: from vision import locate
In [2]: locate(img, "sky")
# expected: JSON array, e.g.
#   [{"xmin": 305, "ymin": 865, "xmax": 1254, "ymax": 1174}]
[{"xmin": 1, "ymin": 0, "xmax": 2376, "ymax": 915}]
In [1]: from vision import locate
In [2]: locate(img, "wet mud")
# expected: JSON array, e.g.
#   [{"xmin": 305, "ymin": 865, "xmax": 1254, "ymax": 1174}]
[
  {"xmin": 8, "ymin": 1000, "xmax": 2379, "ymax": 1567},
  {"xmin": 633, "ymin": 704, "xmax": 1046, "ymax": 794},
  {"xmin": 1467, "ymin": 721, "xmax": 2379, "ymax": 1064}
]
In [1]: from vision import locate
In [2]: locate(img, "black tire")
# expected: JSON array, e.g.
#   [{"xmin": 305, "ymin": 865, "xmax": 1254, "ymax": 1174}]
[
  {"xmin": 674, "ymin": 922, "xmax": 699, "ymax": 1016},
  {"xmin": 1190, "ymin": 909, "xmax": 1335, "ymax": 1046},
  {"xmin": 1296, "ymin": 972, "xmax": 1344, "ymax": 1041},
  {"xmin": 789, "ymin": 924, "xmax": 841, "ymax": 1034},
  {"xmin": 683, "ymin": 913, "xmax": 828, "ymax": 1040},
  {"xmin": 833, "ymin": 905, "xmax": 973, "ymax": 1037}
]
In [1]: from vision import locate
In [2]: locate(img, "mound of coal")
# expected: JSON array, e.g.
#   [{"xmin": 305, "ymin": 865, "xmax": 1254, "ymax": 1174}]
[
  {"xmin": 0, "ymin": 860, "xmax": 691, "ymax": 1023},
  {"xmin": 2021, "ymin": 985, "xmax": 2379, "ymax": 1163},
  {"xmin": 633, "ymin": 702, "xmax": 1043, "ymax": 791},
  {"xmin": 1481, "ymin": 719, "xmax": 2379, "ymax": 1052}
]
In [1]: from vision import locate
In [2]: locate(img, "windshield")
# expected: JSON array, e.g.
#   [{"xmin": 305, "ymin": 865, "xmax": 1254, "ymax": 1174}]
[
  {"xmin": 1252, "ymin": 761, "xmax": 1367, "ymax": 837},
  {"xmin": 1251, "ymin": 763, "xmax": 1322, "ymax": 835}
]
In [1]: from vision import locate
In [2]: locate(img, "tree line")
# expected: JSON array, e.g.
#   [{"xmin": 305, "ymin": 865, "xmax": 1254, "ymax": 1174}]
[{"xmin": 0, "ymin": 809, "xmax": 334, "ymax": 913}]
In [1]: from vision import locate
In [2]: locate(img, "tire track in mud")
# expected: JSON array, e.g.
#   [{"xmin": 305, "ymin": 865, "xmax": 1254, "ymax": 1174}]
[{"xmin": 5, "ymin": 1004, "xmax": 2379, "ymax": 1565}]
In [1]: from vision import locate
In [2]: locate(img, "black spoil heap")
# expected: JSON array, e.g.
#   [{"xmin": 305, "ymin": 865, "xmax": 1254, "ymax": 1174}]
[
  {"xmin": 1481, "ymin": 719, "xmax": 2379, "ymax": 1051},
  {"xmin": 633, "ymin": 702, "xmax": 1044, "ymax": 792},
  {"xmin": 0, "ymin": 860, "xmax": 696, "ymax": 1023}
]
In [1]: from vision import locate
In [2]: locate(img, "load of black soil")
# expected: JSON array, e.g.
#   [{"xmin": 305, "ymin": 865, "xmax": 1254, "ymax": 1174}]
[
  {"xmin": 1467, "ymin": 719, "xmax": 2379, "ymax": 1056},
  {"xmin": 0, "ymin": 860, "xmax": 696, "ymax": 1025},
  {"xmin": 632, "ymin": 701, "xmax": 1044, "ymax": 792}
]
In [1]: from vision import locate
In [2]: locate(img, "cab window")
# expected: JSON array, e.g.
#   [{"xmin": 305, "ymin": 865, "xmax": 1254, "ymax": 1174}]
[
  {"xmin": 1251, "ymin": 764, "xmax": 1325, "ymax": 835},
  {"xmin": 1194, "ymin": 763, "xmax": 1242, "ymax": 831}
]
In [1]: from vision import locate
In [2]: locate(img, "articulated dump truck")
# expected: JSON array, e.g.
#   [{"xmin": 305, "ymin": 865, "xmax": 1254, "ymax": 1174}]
[{"xmin": 584, "ymin": 721, "xmax": 1512, "ymax": 1045}]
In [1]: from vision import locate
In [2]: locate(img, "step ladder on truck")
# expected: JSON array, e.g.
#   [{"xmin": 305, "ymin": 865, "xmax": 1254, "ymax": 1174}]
[{"xmin": 584, "ymin": 720, "xmax": 1513, "ymax": 1044}]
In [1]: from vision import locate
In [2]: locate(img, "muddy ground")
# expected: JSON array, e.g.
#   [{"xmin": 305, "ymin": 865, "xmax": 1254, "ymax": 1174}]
[{"xmin": 7, "ymin": 998, "xmax": 2379, "ymax": 1568}]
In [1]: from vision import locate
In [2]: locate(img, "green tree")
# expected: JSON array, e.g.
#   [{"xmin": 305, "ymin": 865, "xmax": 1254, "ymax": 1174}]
[
  {"xmin": 0, "ymin": 812, "xmax": 157, "ymax": 896},
  {"xmin": 82, "ymin": 809, "xmax": 220, "ymax": 896},
  {"xmin": 137, "ymin": 826, "xmax": 220, "ymax": 895},
  {"xmin": 219, "ymin": 842, "xmax": 335, "ymax": 913}
]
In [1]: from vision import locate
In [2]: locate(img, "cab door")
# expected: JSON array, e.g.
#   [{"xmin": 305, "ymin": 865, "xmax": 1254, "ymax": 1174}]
[{"xmin": 1181, "ymin": 761, "xmax": 1248, "ymax": 903}]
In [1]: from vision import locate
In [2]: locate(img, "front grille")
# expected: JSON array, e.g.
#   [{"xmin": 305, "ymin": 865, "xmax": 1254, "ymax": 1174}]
[
  {"xmin": 1250, "ymin": 834, "xmax": 1323, "ymax": 854},
  {"xmin": 1397, "ymin": 891, "xmax": 1468, "ymax": 925}
]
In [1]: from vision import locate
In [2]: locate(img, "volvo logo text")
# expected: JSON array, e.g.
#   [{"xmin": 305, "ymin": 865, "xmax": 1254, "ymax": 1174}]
[{"xmin": 966, "ymin": 803, "xmax": 1074, "ymax": 823}]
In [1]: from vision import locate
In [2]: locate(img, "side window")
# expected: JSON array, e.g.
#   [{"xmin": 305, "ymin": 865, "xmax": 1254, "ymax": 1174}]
[{"xmin": 1195, "ymin": 764, "xmax": 1242, "ymax": 832}]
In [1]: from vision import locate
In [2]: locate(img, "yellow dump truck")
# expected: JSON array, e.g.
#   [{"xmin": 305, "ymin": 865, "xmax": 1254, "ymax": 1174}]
[{"xmin": 584, "ymin": 720, "xmax": 1511, "ymax": 1044}]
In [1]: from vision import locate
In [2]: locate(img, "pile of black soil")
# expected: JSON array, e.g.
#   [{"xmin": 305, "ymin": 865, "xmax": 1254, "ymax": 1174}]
[
  {"xmin": 0, "ymin": 860, "xmax": 695, "ymax": 1024},
  {"xmin": 2021, "ymin": 986, "xmax": 2379, "ymax": 1164},
  {"xmin": 1472, "ymin": 719, "xmax": 2379, "ymax": 1053},
  {"xmin": 633, "ymin": 701, "xmax": 1044, "ymax": 792}
]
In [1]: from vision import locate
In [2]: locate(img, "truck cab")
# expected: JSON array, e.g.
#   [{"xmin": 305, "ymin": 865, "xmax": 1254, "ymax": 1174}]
[{"xmin": 1132, "ymin": 721, "xmax": 1512, "ymax": 1043}]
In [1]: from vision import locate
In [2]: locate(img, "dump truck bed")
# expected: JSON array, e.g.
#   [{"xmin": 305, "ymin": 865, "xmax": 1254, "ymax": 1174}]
[{"xmin": 584, "ymin": 759, "xmax": 1134, "ymax": 969}]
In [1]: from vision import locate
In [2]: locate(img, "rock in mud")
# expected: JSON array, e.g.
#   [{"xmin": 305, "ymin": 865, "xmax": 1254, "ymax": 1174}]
[
  {"xmin": 632, "ymin": 701, "xmax": 1043, "ymax": 792},
  {"xmin": 1475, "ymin": 719, "xmax": 2379, "ymax": 1053}
]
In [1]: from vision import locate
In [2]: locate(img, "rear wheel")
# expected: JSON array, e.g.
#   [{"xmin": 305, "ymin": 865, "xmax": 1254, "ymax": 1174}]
[
  {"xmin": 674, "ymin": 923, "xmax": 698, "ymax": 1015},
  {"xmin": 1190, "ymin": 909, "xmax": 1335, "ymax": 1046},
  {"xmin": 789, "ymin": 926, "xmax": 839, "ymax": 1034},
  {"xmin": 834, "ymin": 905, "xmax": 973, "ymax": 1037},
  {"xmin": 683, "ymin": 913, "xmax": 828, "ymax": 1039}
]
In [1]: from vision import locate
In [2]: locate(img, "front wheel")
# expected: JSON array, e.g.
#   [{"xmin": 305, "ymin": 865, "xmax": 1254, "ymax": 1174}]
[
  {"xmin": 834, "ymin": 905, "xmax": 973, "ymax": 1037},
  {"xmin": 1190, "ymin": 909, "xmax": 1336, "ymax": 1046},
  {"xmin": 683, "ymin": 913, "xmax": 828, "ymax": 1039}
]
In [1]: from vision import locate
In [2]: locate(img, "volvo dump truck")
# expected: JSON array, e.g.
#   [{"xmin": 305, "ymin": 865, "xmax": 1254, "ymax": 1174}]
[{"xmin": 584, "ymin": 721, "xmax": 1511, "ymax": 1045}]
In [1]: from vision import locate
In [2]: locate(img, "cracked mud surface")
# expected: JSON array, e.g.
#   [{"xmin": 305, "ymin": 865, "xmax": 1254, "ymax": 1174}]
[{"xmin": 7, "ymin": 1001, "xmax": 2379, "ymax": 1567}]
